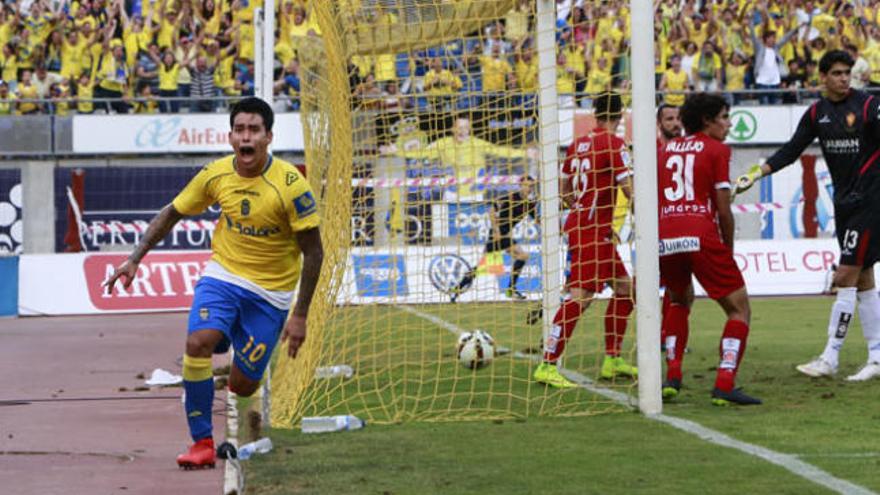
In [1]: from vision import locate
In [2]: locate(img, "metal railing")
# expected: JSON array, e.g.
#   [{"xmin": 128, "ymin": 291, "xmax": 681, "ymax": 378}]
[{"xmin": 0, "ymin": 87, "xmax": 844, "ymax": 118}]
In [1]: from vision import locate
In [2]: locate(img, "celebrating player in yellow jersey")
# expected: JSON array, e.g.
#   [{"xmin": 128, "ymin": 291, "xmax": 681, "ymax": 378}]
[{"xmin": 104, "ymin": 97, "xmax": 324, "ymax": 470}]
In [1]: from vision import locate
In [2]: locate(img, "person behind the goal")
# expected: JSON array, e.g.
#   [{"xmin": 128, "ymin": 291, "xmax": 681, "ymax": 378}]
[
  {"xmin": 533, "ymin": 92, "xmax": 637, "ymax": 388},
  {"xmin": 451, "ymin": 174, "xmax": 538, "ymax": 303},
  {"xmin": 658, "ymin": 93, "xmax": 761, "ymax": 406}
]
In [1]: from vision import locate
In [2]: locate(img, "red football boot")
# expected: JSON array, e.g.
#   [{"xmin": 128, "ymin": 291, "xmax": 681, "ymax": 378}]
[{"xmin": 177, "ymin": 438, "xmax": 216, "ymax": 470}]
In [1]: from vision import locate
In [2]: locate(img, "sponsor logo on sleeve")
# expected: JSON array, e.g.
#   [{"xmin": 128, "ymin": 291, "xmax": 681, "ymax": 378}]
[
  {"xmin": 286, "ymin": 172, "xmax": 299, "ymax": 186},
  {"xmin": 293, "ymin": 191, "xmax": 317, "ymax": 216}
]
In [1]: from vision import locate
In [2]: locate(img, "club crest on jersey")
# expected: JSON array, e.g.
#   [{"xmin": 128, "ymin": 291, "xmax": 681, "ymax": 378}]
[
  {"xmin": 286, "ymin": 172, "xmax": 299, "ymax": 186},
  {"xmin": 293, "ymin": 191, "xmax": 317, "ymax": 216},
  {"xmin": 241, "ymin": 198, "xmax": 251, "ymax": 216},
  {"xmin": 846, "ymin": 112, "xmax": 857, "ymax": 131}
]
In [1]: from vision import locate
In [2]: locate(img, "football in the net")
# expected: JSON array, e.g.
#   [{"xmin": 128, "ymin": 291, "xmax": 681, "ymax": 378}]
[{"xmin": 457, "ymin": 330, "xmax": 495, "ymax": 369}]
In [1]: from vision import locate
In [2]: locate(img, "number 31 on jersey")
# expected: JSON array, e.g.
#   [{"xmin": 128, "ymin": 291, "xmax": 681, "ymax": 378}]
[{"xmin": 664, "ymin": 154, "xmax": 695, "ymax": 202}]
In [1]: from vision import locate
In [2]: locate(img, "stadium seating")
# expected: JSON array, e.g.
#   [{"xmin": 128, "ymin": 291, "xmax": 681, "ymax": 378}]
[{"xmin": 0, "ymin": 0, "xmax": 876, "ymax": 116}]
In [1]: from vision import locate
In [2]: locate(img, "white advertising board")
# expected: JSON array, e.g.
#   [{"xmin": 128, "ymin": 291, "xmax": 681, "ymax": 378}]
[
  {"xmin": 72, "ymin": 113, "xmax": 304, "ymax": 153},
  {"xmin": 69, "ymin": 105, "xmax": 807, "ymax": 154}
]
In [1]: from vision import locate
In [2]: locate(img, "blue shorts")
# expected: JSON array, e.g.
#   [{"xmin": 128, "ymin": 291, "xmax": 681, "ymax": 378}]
[{"xmin": 188, "ymin": 277, "xmax": 289, "ymax": 381}]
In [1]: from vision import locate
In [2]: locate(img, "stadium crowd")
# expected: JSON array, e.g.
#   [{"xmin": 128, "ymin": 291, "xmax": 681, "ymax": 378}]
[{"xmin": 1, "ymin": 0, "xmax": 879, "ymax": 115}]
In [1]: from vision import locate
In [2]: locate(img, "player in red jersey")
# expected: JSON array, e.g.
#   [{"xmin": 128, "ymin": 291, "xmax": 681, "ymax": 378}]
[
  {"xmin": 533, "ymin": 92, "xmax": 637, "ymax": 388},
  {"xmin": 655, "ymin": 104, "xmax": 697, "ymax": 353},
  {"xmin": 658, "ymin": 93, "xmax": 760, "ymax": 406}
]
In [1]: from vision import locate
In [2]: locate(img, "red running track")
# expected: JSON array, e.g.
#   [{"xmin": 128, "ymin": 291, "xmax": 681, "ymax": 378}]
[{"xmin": 0, "ymin": 313, "xmax": 226, "ymax": 494}]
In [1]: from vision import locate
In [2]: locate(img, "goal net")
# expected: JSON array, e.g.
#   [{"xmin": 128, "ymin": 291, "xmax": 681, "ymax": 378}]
[{"xmin": 270, "ymin": 0, "xmax": 644, "ymax": 427}]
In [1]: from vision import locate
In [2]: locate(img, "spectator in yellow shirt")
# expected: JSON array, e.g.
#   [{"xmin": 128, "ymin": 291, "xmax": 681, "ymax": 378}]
[
  {"xmin": 480, "ymin": 44, "xmax": 512, "ymax": 93},
  {"xmin": 60, "ymin": 28, "xmax": 95, "ymax": 82},
  {"xmin": 133, "ymin": 84, "xmax": 159, "ymax": 114},
  {"xmin": 95, "ymin": 35, "xmax": 130, "ymax": 114},
  {"xmin": 659, "ymin": 54, "xmax": 689, "ymax": 106},
  {"xmin": 159, "ymin": 50, "xmax": 181, "ymax": 113},
  {"xmin": 725, "ymin": 51, "xmax": 748, "ymax": 104},
  {"xmin": 514, "ymin": 44, "xmax": 538, "ymax": 93},
  {"xmin": 0, "ymin": 42, "xmax": 18, "ymax": 92},
  {"xmin": 16, "ymin": 27, "xmax": 39, "ymax": 73},
  {"xmin": 50, "ymin": 83, "xmax": 71, "ymax": 116},
  {"xmin": 156, "ymin": 1, "xmax": 181, "ymax": 50},
  {"xmin": 504, "ymin": 0, "xmax": 531, "ymax": 43},
  {"xmin": 423, "ymin": 57, "xmax": 462, "ymax": 111},
  {"xmin": 196, "ymin": 0, "xmax": 222, "ymax": 38},
  {"xmin": 556, "ymin": 51, "xmax": 576, "ymax": 108},
  {"xmin": 16, "ymin": 70, "xmax": 40, "ymax": 115},
  {"xmin": 863, "ymin": 30, "xmax": 880, "ymax": 89},
  {"xmin": 0, "ymin": 80, "xmax": 14, "ymax": 115},
  {"xmin": 585, "ymin": 56, "xmax": 613, "ymax": 104},
  {"xmin": 121, "ymin": 10, "xmax": 156, "ymax": 70},
  {"xmin": 75, "ymin": 73, "xmax": 95, "ymax": 114},
  {"xmin": 692, "ymin": 41, "xmax": 723, "ymax": 91}
]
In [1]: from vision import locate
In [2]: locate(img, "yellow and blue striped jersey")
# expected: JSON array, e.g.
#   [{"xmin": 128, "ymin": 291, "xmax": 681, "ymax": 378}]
[{"xmin": 172, "ymin": 155, "xmax": 320, "ymax": 292}]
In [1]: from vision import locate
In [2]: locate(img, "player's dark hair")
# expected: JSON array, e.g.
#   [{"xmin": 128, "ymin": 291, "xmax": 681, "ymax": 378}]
[
  {"xmin": 680, "ymin": 93, "xmax": 729, "ymax": 135},
  {"xmin": 656, "ymin": 103, "xmax": 678, "ymax": 121},
  {"xmin": 819, "ymin": 49, "xmax": 854, "ymax": 74},
  {"xmin": 594, "ymin": 92, "xmax": 622, "ymax": 122},
  {"xmin": 230, "ymin": 97, "xmax": 275, "ymax": 132}
]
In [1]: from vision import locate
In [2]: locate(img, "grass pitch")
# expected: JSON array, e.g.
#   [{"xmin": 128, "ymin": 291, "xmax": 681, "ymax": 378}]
[{"xmin": 241, "ymin": 297, "xmax": 880, "ymax": 494}]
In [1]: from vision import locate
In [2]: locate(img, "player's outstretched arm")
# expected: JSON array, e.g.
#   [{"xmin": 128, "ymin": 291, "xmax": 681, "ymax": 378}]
[
  {"xmin": 734, "ymin": 163, "xmax": 771, "ymax": 195},
  {"xmin": 737, "ymin": 108, "xmax": 817, "ymax": 197},
  {"xmin": 283, "ymin": 227, "xmax": 324, "ymax": 359},
  {"xmin": 104, "ymin": 204, "xmax": 183, "ymax": 293}
]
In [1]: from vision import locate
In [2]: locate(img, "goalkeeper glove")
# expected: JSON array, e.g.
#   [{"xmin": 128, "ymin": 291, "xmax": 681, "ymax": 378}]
[{"xmin": 735, "ymin": 164, "xmax": 764, "ymax": 195}]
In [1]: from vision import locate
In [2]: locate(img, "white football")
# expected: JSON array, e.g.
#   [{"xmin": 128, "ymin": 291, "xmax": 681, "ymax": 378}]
[{"xmin": 457, "ymin": 330, "xmax": 495, "ymax": 369}]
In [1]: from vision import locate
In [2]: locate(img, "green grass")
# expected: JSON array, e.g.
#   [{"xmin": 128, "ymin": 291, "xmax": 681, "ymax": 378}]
[{"xmin": 241, "ymin": 297, "xmax": 880, "ymax": 494}]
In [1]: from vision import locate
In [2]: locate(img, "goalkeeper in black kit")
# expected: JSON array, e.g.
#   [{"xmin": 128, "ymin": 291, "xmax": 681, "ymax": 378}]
[
  {"xmin": 736, "ymin": 50, "xmax": 880, "ymax": 381},
  {"xmin": 451, "ymin": 175, "xmax": 538, "ymax": 303}
]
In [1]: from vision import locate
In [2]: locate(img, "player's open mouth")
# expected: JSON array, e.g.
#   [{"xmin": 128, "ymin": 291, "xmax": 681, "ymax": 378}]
[{"xmin": 239, "ymin": 146, "xmax": 256, "ymax": 157}]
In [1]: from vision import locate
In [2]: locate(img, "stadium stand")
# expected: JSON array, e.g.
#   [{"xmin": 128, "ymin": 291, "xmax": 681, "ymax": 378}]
[{"xmin": 1, "ymin": 0, "xmax": 879, "ymax": 115}]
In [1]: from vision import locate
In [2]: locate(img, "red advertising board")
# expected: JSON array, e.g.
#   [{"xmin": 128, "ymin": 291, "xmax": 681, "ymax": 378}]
[{"xmin": 84, "ymin": 252, "xmax": 211, "ymax": 311}]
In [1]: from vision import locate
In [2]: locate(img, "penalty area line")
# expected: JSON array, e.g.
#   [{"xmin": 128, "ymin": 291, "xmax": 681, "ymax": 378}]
[{"xmin": 396, "ymin": 304, "xmax": 878, "ymax": 495}]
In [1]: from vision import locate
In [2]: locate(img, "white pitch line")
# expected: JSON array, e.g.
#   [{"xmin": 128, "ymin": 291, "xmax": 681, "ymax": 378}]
[
  {"xmin": 796, "ymin": 453, "xmax": 880, "ymax": 459},
  {"xmin": 397, "ymin": 305, "xmax": 878, "ymax": 495}
]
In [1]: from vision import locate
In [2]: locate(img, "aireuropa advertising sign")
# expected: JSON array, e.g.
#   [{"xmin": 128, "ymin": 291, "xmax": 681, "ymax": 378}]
[{"xmin": 72, "ymin": 113, "xmax": 304, "ymax": 153}]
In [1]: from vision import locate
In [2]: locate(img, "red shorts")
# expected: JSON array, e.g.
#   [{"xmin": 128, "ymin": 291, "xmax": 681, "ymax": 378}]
[
  {"xmin": 659, "ymin": 234, "xmax": 744, "ymax": 300},
  {"xmin": 567, "ymin": 229, "xmax": 629, "ymax": 292}
]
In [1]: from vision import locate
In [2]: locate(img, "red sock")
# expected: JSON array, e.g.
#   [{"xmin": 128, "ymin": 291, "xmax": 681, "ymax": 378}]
[
  {"xmin": 714, "ymin": 319, "xmax": 750, "ymax": 392},
  {"xmin": 604, "ymin": 295, "xmax": 633, "ymax": 357},
  {"xmin": 663, "ymin": 303, "xmax": 690, "ymax": 381},
  {"xmin": 661, "ymin": 292, "xmax": 671, "ymax": 344},
  {"xmin": 543, "ymin": 298, "xmax": 583, "ymax": 363}
]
